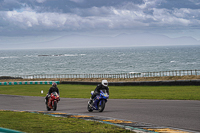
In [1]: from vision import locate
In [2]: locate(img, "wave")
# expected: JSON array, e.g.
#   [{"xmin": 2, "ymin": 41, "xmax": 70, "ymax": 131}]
[
  {"xmin": 38, "ymin": 54, "xmax": 63, "ymax": 57},
  {"xmin": 0, "ymin": 53, "xmax": 86, "ymax": 59},
  {"xmin": 24, "ymin": 55, "xmax": 38, "ymax": 58},
  {"xmin": 186, "ymin": 62, "xmax": 199, "ymax": 65},
  {"xmin": 0, "ymin": 56, "xmax": 19, "ymax": 59},
  {"xmin": 38, "ymin": 54, "xmax": 81, "ymax": 57}
]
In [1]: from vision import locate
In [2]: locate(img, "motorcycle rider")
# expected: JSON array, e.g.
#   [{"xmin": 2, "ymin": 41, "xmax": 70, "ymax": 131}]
[
  {"xmin": 89, "ymin": 80, "xmax": 109, "ymax": 105},
  {"xmin": 45, "ymin": 82, "xmax": 60, "ymax": 105}
]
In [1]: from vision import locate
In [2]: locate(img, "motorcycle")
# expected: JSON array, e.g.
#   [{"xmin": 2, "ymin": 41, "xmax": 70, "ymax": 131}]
[
  {"xmin": 87, "ymin": 90, "xmax": 109, "ymax": 112},
  {"xmin": 46, "ymin": 92, "xmax": 60, "ymax": 111}
]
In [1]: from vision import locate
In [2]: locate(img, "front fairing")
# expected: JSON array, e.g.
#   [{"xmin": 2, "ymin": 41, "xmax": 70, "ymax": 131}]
[
  {"xmin": 100, "ymin": 91, "xmax": 109, "ymax": 99},
  {"xmin": 50, "ymin": 92, "xmax": 59, "ymax": 101},
  {"xmin": 92, "ymin": 90, "xmax": 109, "ymax": 109},
  {"xmin": 94, "ymin": 93, "xmax": 109, "ymax": 102},
  {"xmin": 48, "ymin": 92, "xmax": 59, "ymax": 108}
]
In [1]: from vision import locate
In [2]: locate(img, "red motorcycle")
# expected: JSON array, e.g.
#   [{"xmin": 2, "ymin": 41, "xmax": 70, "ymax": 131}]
[{"xmin": 46, "ymin": 92, "xmax": 60, "ymax": 111}]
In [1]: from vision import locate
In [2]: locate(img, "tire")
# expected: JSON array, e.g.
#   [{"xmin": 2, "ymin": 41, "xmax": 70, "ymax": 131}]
[
  {"xmin": 98, "ymin": 100, "xmax": 105, "ymax": 112},
  {"xmin": 87, "ymin": 103, "xmax": 93, "ymax": 112},
  {"xmin": 46, "ymin": 105, "xmax": 51, "ymax": 111},
  {"xmin": 53, "ymin": 101, "xmax": 57, "ymax": 111}
]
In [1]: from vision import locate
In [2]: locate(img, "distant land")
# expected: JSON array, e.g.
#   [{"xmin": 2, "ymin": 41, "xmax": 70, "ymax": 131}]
[{"xmin": 0, "ymin": 33, "xmax": 200, "ymax": 49}]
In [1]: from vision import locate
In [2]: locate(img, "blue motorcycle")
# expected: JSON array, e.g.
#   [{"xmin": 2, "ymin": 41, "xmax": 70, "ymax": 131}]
[{"xmin": 87, "ymin": 90, "xmax": 109, "ymax": 112}]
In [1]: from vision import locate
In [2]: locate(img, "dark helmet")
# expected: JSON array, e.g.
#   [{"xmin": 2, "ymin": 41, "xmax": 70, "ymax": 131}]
[{"xmin": 52, "ymin": 82, "xmax": 57, "ymax": 88}]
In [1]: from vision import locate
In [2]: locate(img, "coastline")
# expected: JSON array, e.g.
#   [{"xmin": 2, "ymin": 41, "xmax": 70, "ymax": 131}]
[{"xmin": 0, "ymin": 75, "xmax": 200, "ymax": 83}]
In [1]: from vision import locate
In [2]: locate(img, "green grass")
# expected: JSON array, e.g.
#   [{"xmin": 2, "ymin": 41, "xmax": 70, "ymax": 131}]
[
  {"xmin": 0, "ymin": 111, "xmax": 131, "ymax": 133},
  {"xmin": 0, "ymin": 84, "xmax": 199, "ymax": 132},
  {"xmin": 0, "ymin": 84, "xmax": 200, "ymax": 100}
]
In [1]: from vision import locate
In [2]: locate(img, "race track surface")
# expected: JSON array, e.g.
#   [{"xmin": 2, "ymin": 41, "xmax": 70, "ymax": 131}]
[{"xmin": 1, "ymin": 94, "xmax": 200, "ymax": 132}]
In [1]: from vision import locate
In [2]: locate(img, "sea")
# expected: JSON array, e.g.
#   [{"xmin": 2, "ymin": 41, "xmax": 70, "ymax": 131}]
[{"xmin": 0, "ymin": 45, "xmax": 200, "ymax": 77}]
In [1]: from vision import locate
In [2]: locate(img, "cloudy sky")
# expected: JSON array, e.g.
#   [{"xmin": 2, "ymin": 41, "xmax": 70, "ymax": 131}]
[{"xmin": 0, "ymin": 0, "xmax": 200, "ymax": 49}]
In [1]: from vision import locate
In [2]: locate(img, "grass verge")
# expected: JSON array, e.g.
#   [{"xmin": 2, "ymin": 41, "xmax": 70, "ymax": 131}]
[
  {"xmin": 0, "ymin": 111, "xmax": 132, "ymax": 133},
  {"xmin": 0, "ymin": 84, "xmax": 200, "ymax": 100}
]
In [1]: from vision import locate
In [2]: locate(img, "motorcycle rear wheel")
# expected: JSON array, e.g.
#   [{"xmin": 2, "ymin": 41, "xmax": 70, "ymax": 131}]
[
  {"xmin": 46, "ymin": 105, "xmax": 51, "ymax": 111},
  {"xmin": 98, "ymin": 100, "xmax": 105, "ymax": 112}
]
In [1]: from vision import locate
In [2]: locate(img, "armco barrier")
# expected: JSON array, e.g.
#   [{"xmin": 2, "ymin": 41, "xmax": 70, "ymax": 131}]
[
  {"xmin": 0, "ymin": 81, "xmax": 60, "ymax": 86},
  {"xmin": 0, "ymin": 80, "xmax": 199, "ymax": 86},
  {"xmin": 60, "ymin": 80, "xmax": 200, "ymax": 86}
]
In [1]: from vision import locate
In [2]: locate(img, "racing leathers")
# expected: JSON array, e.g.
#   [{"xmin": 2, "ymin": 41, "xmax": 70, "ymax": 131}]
[
  {"xmin": 91, "ymin": 83, "xmax": 109, "ymax": 101},
  {"xmin": 45, "ymin": 86, "xmax": 60, "ymax": 104}
]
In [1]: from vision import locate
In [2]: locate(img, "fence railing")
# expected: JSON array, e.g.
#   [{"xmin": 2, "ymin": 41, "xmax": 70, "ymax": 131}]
[{"xmin": 11, "ymin": 69, "xmax": 200, "ymax": 79}]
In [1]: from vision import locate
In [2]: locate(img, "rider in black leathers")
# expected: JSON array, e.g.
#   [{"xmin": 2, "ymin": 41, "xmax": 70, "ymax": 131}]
[
  {"xmin": 45, "ymin": 82, "xmax": 60, "ymax": 105},
  {"xmin": 90, "ymin": 80, "xmax": 109, "ymax": 104}
]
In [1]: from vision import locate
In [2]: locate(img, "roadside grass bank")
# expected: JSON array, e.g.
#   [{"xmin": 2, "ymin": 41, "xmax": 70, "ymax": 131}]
[
  {"xmin": 1, "ymin": 84, "xmax": 200, "ymax": 100},
  {"xmin": 0, "ymin": 111, "xmax": 132, "ymax": 133},
  {"xmin": 1, "ymin": 75, "xmax": 200, "ymax": 82}
]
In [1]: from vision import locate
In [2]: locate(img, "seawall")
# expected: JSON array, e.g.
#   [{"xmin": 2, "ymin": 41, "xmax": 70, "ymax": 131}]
[{"xmin": 60, "ymin": 79, "xmax": 200, "ymax": 86}]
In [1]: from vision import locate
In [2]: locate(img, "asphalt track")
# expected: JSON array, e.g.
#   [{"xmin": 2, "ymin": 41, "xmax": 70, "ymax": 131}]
[{"xmin": 1, "ymin": 94, "xmax": 200, "ymax": 132}]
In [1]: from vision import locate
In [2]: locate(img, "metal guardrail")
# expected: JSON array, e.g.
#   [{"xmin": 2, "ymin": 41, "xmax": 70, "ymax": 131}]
[{"xmin": 10, "ymin": 69, "xmax": 200, "ymax": 79}]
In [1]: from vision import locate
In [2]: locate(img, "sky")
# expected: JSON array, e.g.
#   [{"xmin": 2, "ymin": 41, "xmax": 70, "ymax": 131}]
[{"xmin": 0, "ymin": 0, "xmax": 200, "ymax": 49}]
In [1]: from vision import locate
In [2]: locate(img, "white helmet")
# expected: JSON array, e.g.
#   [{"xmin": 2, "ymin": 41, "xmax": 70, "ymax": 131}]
[{"xmin": 102, "ymin": 80, "xmax": 108, "ymax": 87}]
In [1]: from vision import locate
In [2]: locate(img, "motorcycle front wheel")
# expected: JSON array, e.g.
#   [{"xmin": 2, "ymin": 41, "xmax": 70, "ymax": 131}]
[
  {"xmin": 87, "ymin": 102, "xmax": 93, "ymax": 112},
  {"xmin": 98, "ymin": 100, "xmax": 105, "ymax": 112},
  {"xmin": 53, "ymin": 101, "xmax": 57, "ymax": 111}
]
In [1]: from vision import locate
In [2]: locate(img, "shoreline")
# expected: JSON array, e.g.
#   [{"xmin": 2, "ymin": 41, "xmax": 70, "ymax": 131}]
[{"xmin": 0, "ymin": 75, "xmax": 200, "ymax": 83}]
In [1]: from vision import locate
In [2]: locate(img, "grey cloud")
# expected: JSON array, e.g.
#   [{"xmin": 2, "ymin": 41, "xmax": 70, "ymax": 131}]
[
  {"xmin": 36, "ymin": 0, "xmax": 46, "ymax": 3},
  {"xmin": 0, "ymin": 0, "xmax": 200, "ymax": 37},
  {"xmin": 158, "ymin": 0, "xmax": 200, "ymax": 9},
  {"xmin": 1, "ymin": 0, "xmax": 200, "ymax": 13},
  {"xmin": 0, "ymin": 0, "xmax": 21, "ymax": 11},
  {"xmin": 1, "ymin": 0, "xmax": 143, "ymax": 13}
]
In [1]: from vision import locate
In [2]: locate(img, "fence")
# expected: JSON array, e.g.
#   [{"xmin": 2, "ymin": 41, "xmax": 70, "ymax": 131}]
[{"xmin": 11, "ymin": 69, "xmax": 200, "ymax": 79}]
